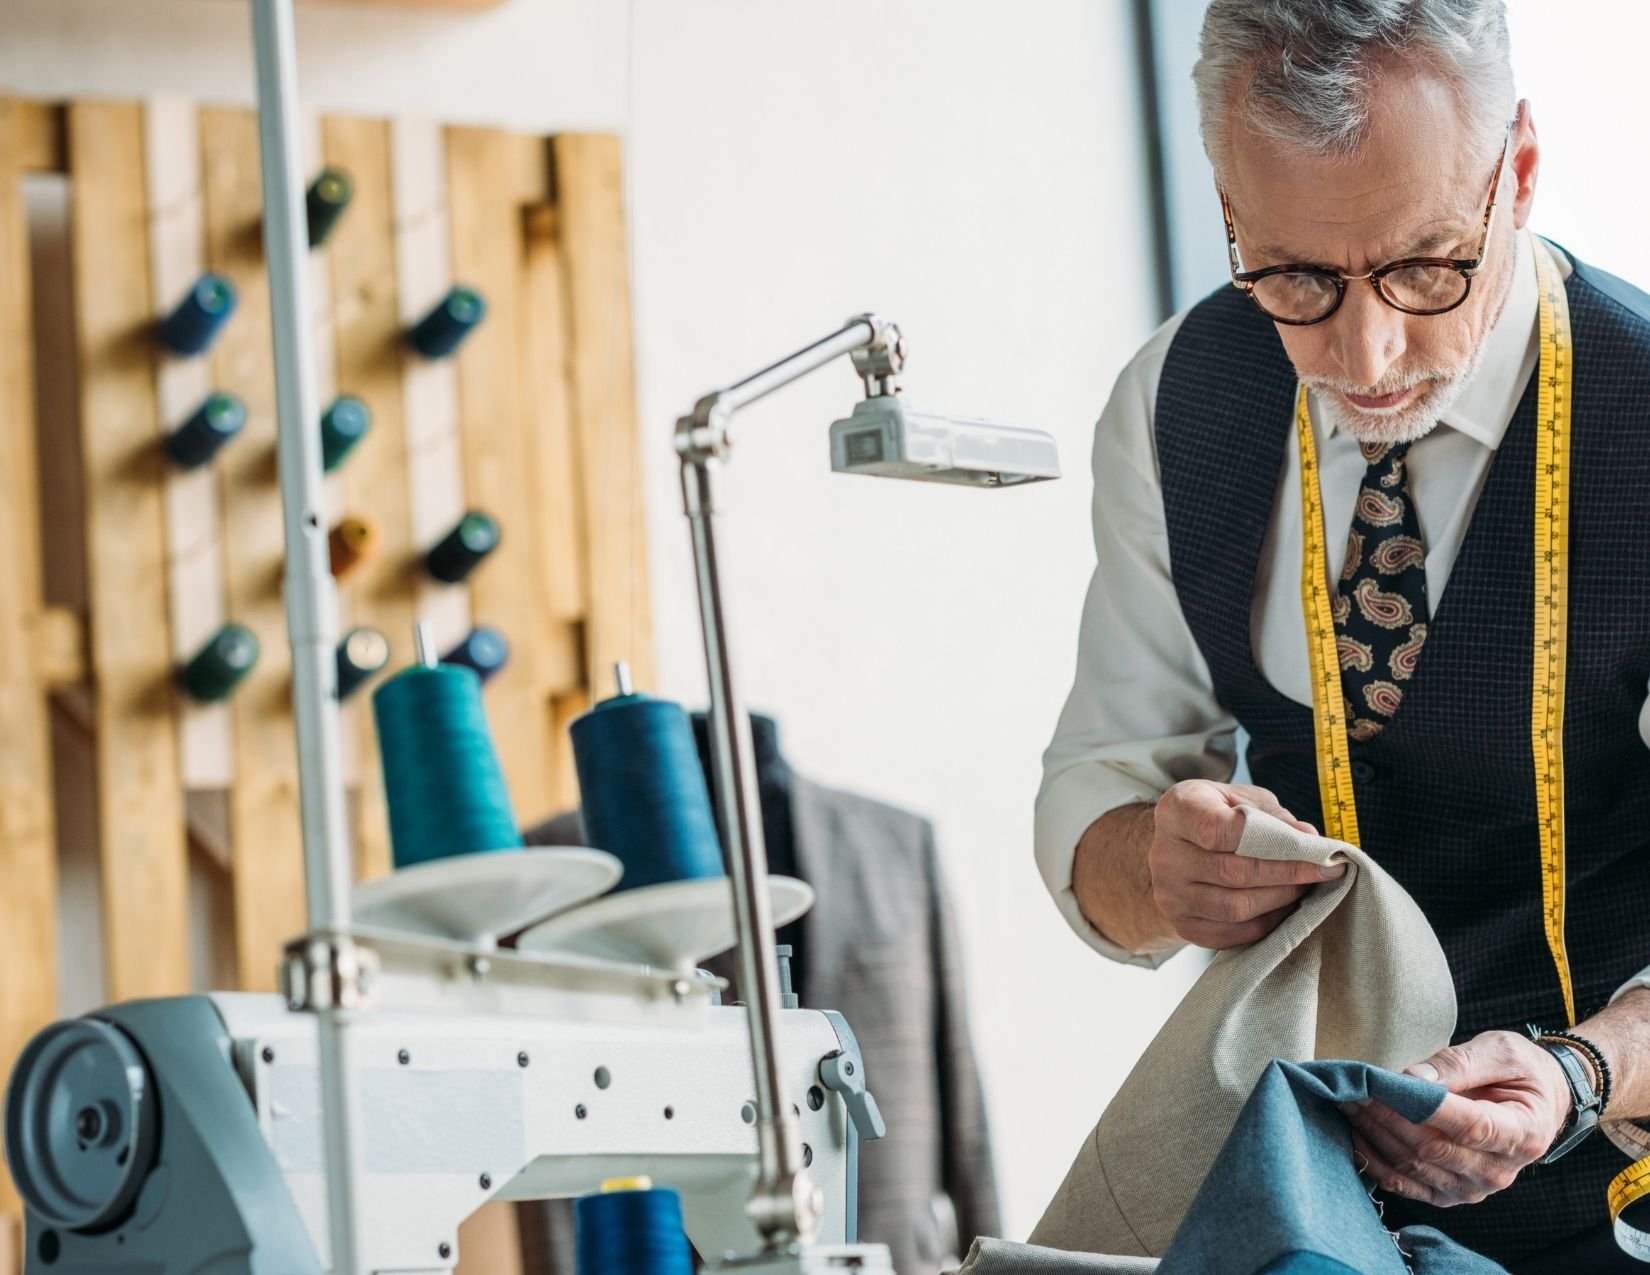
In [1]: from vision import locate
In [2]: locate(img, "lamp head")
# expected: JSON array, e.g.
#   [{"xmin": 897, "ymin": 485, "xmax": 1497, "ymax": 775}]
[{"xmin": 828, "ymin": 394, "xmax": 1060, "ymax": 487}]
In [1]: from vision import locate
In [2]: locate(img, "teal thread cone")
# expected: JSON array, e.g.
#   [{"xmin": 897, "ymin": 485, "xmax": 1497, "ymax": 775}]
[{"xmin": 372, "ymin": 663, "xmax": 522, "ymax": 869}]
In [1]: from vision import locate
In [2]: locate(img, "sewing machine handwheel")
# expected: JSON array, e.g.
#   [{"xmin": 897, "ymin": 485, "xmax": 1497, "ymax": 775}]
[{"xmin": 3, "ymin": 1018, "xmax": 158, "ymax": 1231}]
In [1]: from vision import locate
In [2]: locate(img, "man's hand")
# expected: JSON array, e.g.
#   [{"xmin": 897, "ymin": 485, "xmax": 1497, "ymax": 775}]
[
  {"xmin": 1148, "ymin": 779, "xmax": 1343, "ymax": 949},
  {"xmin": 1343, "ymin": 1030, "xmax": 1573, "ymax": 1207}
]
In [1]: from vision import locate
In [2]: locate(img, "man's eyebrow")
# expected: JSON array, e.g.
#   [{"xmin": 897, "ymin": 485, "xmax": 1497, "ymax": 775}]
[{"xmin": 1250, "ymin": 223, "xmax": 1473, "ymax": 269}]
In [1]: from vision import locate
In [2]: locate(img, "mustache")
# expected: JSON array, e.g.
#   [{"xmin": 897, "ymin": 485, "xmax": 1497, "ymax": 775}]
[{"xmin": 1300, "ymin": 366, "xmax": 1459, "ymax": 399}]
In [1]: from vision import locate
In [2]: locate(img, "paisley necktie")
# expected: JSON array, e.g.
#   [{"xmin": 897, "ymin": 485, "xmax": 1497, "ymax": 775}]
[{"xmin": 1333, "ymin": 439, "xmax": 1430, "ymax": 741}]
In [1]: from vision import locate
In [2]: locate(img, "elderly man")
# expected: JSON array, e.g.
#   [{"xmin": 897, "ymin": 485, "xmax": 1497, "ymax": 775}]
[{"xmin": 1037, "ymin": 1, "xmax": 1650, "ymax": 1268}]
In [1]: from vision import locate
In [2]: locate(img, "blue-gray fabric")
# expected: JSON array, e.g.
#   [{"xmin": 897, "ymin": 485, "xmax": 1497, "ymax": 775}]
[
  {"xmin": 1152, "ymin": 246, "xmax": 1650, "ymax": 1261},
  {"xmin": 1159, "ymin": 1060, "xmax": 1504, "ymax": 1274},
  {"xmin": 960, "ymin": 1060, "xmax": 1506, "ymax": 1275}
]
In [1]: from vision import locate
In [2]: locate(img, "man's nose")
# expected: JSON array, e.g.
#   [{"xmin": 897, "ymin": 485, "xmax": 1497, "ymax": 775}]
[{"xmin": 1328, "ymin": 280, "xmax": 1407, "ymax": 388}]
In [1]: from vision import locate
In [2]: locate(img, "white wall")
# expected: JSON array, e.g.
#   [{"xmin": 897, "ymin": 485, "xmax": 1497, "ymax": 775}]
[
  {"xmin": 0, "ymin": 0, "xmax": 1193, "ymax": 1241},
  {"xmin": 1506, "ymin": 1, "xmax": 1650, "ymax": 285}
]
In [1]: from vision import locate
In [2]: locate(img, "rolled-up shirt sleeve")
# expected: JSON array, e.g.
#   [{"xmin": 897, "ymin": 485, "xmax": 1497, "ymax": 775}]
[{"xmin": 1036, "ymin": 313, "xmax": 1240, "ymax": 966}]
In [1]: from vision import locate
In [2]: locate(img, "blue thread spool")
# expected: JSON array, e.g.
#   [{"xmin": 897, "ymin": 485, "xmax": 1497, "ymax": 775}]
[
  {"xmin": 574, "ymin": 1180, "xmax": 693, "ymax": 1275},
  {"xmin": 569, "ymin": 668, "xmax": 724, "ymax": 893},
  {"xmin": 320, "ymin": 395, "xmax": 371, "ymax": 471},
  {"xmin": 157, "ymin": 273, "xmax": 237, "ymax": 356},
  {"xmin": 424, "ymin": 511, "xmax": 501, "ymax": 584},
  {"xmin": 306, "ymin": 167, "xmax": 354, "ymax": 248},
  {"xmin": 372, "ymin": 628, "xmax": 521, "ymax": 869},
  {"xmin": 408, "ymin": 286, "xmax": 486, "ymax": 359},
  {"xmin": 178, "ymin": 623, "xmax": 259, "ymax": 702},
  {"xmin": 442, "ymin": 627, "xmax": 509, "ymax": 683},
  {"xmin": 165, "ymin": 392, "xmax": 246, "ymax": 468},
  {"xmin": 335, "ymin": 627, "xmax": 389, "ymax": 700}
]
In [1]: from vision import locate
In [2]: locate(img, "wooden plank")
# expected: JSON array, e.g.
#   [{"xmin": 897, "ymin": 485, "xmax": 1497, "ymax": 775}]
[
  {"xmin": 456, "ymin": 1203, "xmax": 524, "ymax": 1275},
  {"xmin": 32, "ymin": 605, "xmax": 84, "ymax": 686},
  {"xmin": 0, "ymin": 95, "xmax": 62, "ymax": 1222},
  {"xmin": 550, "ymin": 134, "xmax": 654, "ymax": 697},
  {"xmin": 67, "ymin": 100, "xmax": 190, "ymax": 1002},
  {"xmin": 324, "ymin": 114, "xmax": 414, "ymax": 882},
  {"xmin": 447, "ymin": 126, "xmax": 555, "ymax": 821},
  {"xmin": 145, "ymin": 95, "xmax": 236, "ymax": 791},
  {"xmin": 521, "ymin": 204, "xmax": 586, "ymax": 693},
  {"xmin": 8, "ymin": 99, "xmax": 65, "ymax": 174},
  {"xmin": 201, "ymin": 106, "xmax": 305, "ymax": 991},
  {"xmin": 391, "ymin": 117, "xmax": 470, "ymax": 654},
  {"xmin": 549, "ymin": 687, "xmax": 588, "ymax": 814}
]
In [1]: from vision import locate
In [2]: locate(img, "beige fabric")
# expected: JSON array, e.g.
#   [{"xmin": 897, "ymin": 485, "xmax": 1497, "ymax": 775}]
[{"xmin": 1031, "ymin": 806, "xmax": 1458, "ymax": 1257}]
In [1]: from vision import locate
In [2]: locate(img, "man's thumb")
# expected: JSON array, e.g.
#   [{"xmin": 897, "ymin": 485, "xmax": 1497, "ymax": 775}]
[{"xmin": 1405, "ymin": 1045, "xmax": 1473, "ymax": 1091}]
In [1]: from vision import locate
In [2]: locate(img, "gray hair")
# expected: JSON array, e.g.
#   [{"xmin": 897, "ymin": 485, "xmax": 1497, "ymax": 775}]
[{"xmin": 1194, "ymin": 0, "xmax": 1515, "ymax": 182}]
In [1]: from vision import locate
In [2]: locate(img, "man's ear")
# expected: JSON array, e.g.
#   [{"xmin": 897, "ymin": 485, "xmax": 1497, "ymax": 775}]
[{"xmin": 1509, "ymin": 99, "xmax": 1540, "ymax": 232}]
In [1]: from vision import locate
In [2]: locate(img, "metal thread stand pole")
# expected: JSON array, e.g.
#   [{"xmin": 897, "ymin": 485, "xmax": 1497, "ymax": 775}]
[
  {"xmin": 249, "ymin": 1, "xmax": 367, "ymax": 1270},
  {"xmin": 675, "ymin": 315, "xmax": 900, "ymax": 1249}
]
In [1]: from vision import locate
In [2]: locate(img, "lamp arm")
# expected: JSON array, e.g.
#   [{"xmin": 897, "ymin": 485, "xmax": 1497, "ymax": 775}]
[
  {"xmin": 675, "ymin": 313, "xmax": 903, "ymax": 465},
  {"xmin": 673, "ymin": 313, "xmax": 902, "ymax": 1250}
]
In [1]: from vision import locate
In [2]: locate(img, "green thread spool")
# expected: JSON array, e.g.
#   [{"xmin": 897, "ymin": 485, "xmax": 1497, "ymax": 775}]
[
  {"xmin": 408, "ymin": 286, "xmax": 487, "ymax": 359},
  {"xmin": 165, "ymin": 392, "xmax": 246, "ymax": 469},
  {"xmin": 306, "ymin": 167, "xmax": 354, "ymax": 248},
  {"xmin": 372, "ymin": 633, "xmax": 522, "ymax": 868},
  {"xmin": 319, "ymin": 395, "xmax": 371, "ymax": 470},
  {"xmin": 178, "ymin": 623, "xmax": 259, "ymax": 702},
  {"xmin": 425, "ymin": 511, "xmax": 501, "ymax": 583}
]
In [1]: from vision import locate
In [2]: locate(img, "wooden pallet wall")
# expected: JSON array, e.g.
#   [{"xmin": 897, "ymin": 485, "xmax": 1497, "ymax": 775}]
[{"xmin": 0, "ymin": 96, "xmax": 653, "ymax": 1240}]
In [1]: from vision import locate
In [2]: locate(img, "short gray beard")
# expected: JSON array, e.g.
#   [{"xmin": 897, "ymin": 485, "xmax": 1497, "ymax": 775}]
[
  {"xmin": 1303, "ymin": 230, "xmax": 1518, "ymax": 447},
  {"xmin": 1305, "ymin": 353, "xmax": 1484, "ymax": 446}
]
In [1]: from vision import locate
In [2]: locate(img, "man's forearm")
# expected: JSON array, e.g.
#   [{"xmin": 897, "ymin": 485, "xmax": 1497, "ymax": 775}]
[
  {"xmin": 1576, "ymin": 987, "xmax": 1650, "ymax": 1122},
  {"xmin": 1071, "ymin": 801, "xmax": 1182, "ymax": 956}
]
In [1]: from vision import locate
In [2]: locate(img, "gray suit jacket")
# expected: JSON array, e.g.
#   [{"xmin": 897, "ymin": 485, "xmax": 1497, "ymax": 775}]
[{"xmin": 516, "ymin": 775, "xmax": 999, "ymax": 1274}]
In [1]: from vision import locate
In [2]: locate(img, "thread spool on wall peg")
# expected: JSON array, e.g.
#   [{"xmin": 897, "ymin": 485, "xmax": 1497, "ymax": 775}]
[
  {"xmin": 408, "ymin": 286, "xmax": 487, "ymax": 359},
  {"xmin": 335, "ymin": 627, "xmax": 389, "ymax": 699},
  {"xmin": 157, "ymin": 273, "xmax": 238, "ymax": 356},
  {"xmin": 424, "ymin": 511, "xmax": 501, "ymax": 583},
  {"xmin": 305, "ymin": 167, "xmax": 354, "ymax": 248},
  {"xmin": 442, "ymin": 626, "xmax": 510, "ymax": 683},
  {"xmin": 165, "ymin": 392, "xmax": 246, "ymax": 469},
  {"xmin": 319, "ymin": 394, "xmax": 372, "ymax": 471},
  {"xmin": 178, "ymin": 623, "xmax": 259, "ymax": 703},
  {"xmin": 328, "ymin": 515, "xmax": 377, "ymax": 580}
]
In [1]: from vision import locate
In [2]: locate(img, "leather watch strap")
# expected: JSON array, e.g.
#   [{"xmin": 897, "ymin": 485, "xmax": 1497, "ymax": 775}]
[{"xmin": 1527, "ymin": 1023, "xmax": 1604, "ymax": 1164}]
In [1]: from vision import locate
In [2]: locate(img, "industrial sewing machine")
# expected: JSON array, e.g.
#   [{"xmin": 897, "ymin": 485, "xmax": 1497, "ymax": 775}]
[{"xmin": 3, "ymin": 927, "xmax": 891, "ymax": 1273}]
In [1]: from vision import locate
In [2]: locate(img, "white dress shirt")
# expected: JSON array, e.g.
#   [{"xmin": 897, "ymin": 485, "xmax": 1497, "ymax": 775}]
[{"xmin": 1037, "ymin": 230, "xmax": 1650, "ymax": 1006}]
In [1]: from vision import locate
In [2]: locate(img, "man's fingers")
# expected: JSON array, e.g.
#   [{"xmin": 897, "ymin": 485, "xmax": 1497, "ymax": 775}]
[
  {"xmin": 1422, "ymin": 1094, "xmax": 1544, "ymax": 1161},
  {"xmin": 1180, "ymin": 881, "xmax": 1309, "ymax": 924},
  {"xmin": 1347, "ymin": 1109, "xmax": 1462, "ymax": 1202},
  {"xmin": 1352, "ymin": 1130, "xmax": 1447, "ymax": 1205},
  {"xmin": 1172, "ymin": 902, "xmax": 1299, "ymax": 950},
  {"xmin": 1187, "ymin": 847, "xmax": 1342, "ymax": 889}
]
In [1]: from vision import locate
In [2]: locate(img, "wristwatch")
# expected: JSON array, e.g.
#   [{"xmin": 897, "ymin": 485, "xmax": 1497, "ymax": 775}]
[{"xmin": 1525, "ymin": 1024, "xmax": 1608, "ymax": 1164}]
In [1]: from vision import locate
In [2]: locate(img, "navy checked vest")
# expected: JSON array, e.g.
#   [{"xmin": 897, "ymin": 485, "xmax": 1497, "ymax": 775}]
[{"xmin": 1155, "ymin": 250, "xmax": 1650, "ymax": 1264}]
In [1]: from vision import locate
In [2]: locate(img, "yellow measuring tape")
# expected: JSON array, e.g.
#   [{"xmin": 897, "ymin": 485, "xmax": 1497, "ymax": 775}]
[{"xmin": 1295, "ymin": 240, "xmax": 1650, "ymax": 1249}]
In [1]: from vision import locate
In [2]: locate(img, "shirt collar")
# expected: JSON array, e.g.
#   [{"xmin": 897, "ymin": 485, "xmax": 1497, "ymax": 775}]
[{"xmin": 1325, "ymin": 228, "xmax": 1547, "ymax": 452}]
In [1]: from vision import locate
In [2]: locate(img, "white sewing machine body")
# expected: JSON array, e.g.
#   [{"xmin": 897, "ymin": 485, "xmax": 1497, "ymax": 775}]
[{"xmin": 3, "ymin": 929, "xmax": 891, "ymax": 1274}]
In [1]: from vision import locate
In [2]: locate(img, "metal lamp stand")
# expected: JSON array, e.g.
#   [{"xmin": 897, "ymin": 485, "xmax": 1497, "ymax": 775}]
[{"xmin": 675, "ymin": 314, "xmax": 905, "ymax": 1257}]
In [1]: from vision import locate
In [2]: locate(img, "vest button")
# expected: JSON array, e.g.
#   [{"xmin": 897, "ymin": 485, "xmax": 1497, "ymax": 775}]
[{"xmin": 1352, "ymin": 760, "xmax": 1376, "ymax": 782}]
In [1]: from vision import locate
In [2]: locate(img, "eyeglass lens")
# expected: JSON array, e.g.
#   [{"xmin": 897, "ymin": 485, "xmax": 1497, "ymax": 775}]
[{"xmin": 1251, "ymin": 264, "xmax": 1470, "ymax": 323}]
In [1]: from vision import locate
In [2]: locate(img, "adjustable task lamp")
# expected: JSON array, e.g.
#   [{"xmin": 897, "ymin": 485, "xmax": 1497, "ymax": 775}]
[{"xmin": 676, "ymin": 314, "xmax": 1060, "ymax": 1267}]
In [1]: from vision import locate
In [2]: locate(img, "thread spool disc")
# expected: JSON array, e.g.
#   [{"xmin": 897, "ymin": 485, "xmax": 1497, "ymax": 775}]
[
  {"xmin": 352, "ymin": 847, "xmax": 621, "ymax": 946},
  {"xmin": 516, "ymin": 876, "xmax": 813, "ymax": 970}
]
